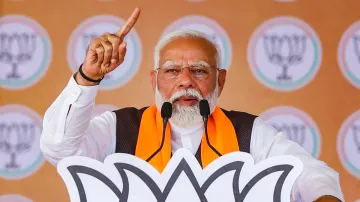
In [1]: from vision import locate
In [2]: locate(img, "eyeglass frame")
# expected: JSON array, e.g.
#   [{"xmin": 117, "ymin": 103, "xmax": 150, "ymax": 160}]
[{"xmin": 155, "ymin": 65, "xmax": 221, "ymax": 80}]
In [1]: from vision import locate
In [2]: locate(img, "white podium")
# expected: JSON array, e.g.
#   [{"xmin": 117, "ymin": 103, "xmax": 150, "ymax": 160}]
[{"xmin": 57, "ymin": 148, "xmax": 303, "ymax": 202}]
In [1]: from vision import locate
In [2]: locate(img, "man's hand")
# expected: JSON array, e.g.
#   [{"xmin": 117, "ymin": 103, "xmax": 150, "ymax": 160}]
[
  {"xmin": 314, "ymin": 195, "xmax": 342, "ymax": 202},
  {"xmin": 76, "ymin": 7, "xmax": 141, "ymax": 86}
]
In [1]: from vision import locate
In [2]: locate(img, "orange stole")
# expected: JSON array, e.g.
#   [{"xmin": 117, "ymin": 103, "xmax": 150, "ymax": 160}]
[{"xmin": 135, "ymin": 104, "xmax": 240, "ymax": 173}]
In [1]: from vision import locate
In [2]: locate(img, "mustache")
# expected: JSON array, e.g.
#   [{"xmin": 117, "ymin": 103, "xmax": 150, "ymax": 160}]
[{"xmin": 169, "ymin": 89, "xmax": 203, "ymax": 103}]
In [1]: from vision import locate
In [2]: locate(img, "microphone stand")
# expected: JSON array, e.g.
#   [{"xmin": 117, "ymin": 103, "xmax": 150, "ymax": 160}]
[
  {"xmin": 200, "ymin": 100, "xmax": 222, "ymax": 157},
  {"xmin": 146, "ymin": 102, "xmax": 172, "ymax": 162}
]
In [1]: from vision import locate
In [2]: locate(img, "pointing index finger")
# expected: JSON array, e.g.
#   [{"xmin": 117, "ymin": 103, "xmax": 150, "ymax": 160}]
[{"xmin": 115, "ymin": 7, "xmax": 141, "ymax": 39}]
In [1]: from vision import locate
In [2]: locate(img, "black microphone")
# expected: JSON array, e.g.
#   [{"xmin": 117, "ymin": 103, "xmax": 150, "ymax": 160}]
[
  {"xmin": 146, "ymin": 102, "xmax": 172, "ymax": 162},
  {"xmin": 199, "ymin": 99, "xmax": 222, "ymax": 157}
]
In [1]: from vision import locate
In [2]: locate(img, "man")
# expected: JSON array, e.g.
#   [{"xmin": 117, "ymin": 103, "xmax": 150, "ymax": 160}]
[{"xmin": 40, "ymin": 7, "xmax": 344, "ymax": 202}]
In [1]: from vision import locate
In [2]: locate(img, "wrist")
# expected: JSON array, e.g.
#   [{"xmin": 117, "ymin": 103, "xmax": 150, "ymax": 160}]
[
  {"xmin": 75, "ymin": 64, "xmax": 104, "ymax": 86},
  {"xmin": 75, "ymin": 72, "xmax": 100, "ymax": 86}
]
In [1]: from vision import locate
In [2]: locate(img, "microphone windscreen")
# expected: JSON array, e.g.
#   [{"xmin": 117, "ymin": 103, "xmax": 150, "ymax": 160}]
[
  {"xmin": 161, "ymin": 102, "xmax": 172, "ymax": 118},
  {"xmin": 200, "ymin": 99, "xmax": 210, "ymax": 116}
]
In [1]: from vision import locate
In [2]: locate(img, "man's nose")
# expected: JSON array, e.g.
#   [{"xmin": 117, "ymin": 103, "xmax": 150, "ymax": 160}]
[{"xmin": 177, "ymin": 67, "xmax": 195, "ymax": 89}]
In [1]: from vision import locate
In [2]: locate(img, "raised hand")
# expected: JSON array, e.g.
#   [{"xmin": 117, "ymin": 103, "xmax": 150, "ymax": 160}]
[{"xmin": 77, "ymin": 7, "xmax": 141, "ymax": 85}]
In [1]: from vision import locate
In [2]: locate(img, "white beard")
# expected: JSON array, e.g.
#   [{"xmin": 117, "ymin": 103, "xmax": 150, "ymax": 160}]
[{"xmin": 155, "ymin": 81, "xmax": 219, "ymax": 128}]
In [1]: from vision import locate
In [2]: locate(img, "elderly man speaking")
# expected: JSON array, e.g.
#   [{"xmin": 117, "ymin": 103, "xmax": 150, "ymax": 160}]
[{"xmin": 40, "ymin": 7, "xmax": 344, "ymax": 202}]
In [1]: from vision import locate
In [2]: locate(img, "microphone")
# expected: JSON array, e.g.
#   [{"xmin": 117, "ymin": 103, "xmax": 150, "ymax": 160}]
[
  {"xmin": 199, "ymin": 99, "xmax": 222, "ymax": 157},
  {"xmin": 146, "ymin": 102, "xmax": 172, "ymax": 162}
]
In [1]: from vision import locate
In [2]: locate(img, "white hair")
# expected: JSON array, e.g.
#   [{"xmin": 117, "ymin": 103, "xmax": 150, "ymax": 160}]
[{"xmin": 154, "ymin": 29, "xmax": 222, "ymax": 70}]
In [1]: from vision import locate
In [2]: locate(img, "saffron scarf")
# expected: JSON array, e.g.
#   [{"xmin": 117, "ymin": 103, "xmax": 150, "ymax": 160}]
[{"xmin": 135, "ymin": 104, "xmax": 239, "ymax": 173}]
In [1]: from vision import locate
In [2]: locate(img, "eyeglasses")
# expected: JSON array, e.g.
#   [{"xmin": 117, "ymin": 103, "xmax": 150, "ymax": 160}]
[{"xmin": 156, "ymin": 65, "xmax": 219, "ymax": 80}]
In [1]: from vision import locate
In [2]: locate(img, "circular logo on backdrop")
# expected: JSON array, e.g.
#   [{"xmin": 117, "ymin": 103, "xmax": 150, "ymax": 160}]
[
  {"xmin": 161, "ymin": 15, "xmax": 232, "ymax": 70},
  {"xmin": 0, "ymin": 194, "xmax": 33, "ymax": 202},
  {"xmin": 0, "ymin": 105, "xmax": 44, "ymax": 180},
  {"xmin": 338, "ymin": 20, "xmax": 360, "ymax": 89},
  {"xmin": 91, "ymin": 104, "xmax": 119, "ymax": 119},
  {"xmin": 0, "ymin": 15, "xmax": 52, "ymax": 90},
  {"xmin": 337, "ymin": 110, "xmax": 360, "ymax": 178},
  {"xmin": 260, "ymin": 106, "xmax": 321, "ymax": 158},
  {"xmin": 67, "ymin": 15, "xmax": 142, "ymax": 90},
  {"xmin": 247, "ymin": 16, "xmax": 322, "ymax": 91}
]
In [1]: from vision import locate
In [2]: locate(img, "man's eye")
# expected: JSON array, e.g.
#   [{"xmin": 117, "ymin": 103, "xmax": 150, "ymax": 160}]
[
  {"xmin": 165, "ymin": 69, "xmax": 179, "ymax": 73},
  {"xmin": 192, "ymin": 68, "xmax": 209, "ymax": 74},
  {"xmin": 194, "ymin": 69, "xmax": 206, "ymax": 73}
]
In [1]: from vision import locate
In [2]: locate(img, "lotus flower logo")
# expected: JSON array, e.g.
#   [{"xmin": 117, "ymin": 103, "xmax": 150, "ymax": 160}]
[{"xmin": 57, "ymin": 149, "xmax": 303, "ymax": 202}]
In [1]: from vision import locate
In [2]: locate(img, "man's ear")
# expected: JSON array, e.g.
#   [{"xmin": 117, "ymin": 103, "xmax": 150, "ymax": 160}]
[
  {"xmin": 217, "ymin": 69, "xmax": 227, "ymax": 96},
  {"xmin": 151, "ymin": 70, "xmax": 157, "ymax": 91}
]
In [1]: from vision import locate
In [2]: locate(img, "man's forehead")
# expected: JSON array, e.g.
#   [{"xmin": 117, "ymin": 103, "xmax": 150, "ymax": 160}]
[
  {"xmin": 161, "ymin": 49, "xmax": 210, "ymax": 59},
  {"xmin": 160, "ymin": 37, "xmax": 216, "ymax": 55},
  {"xmin": 158, "ymin": 37, "xmax": 217, "ymax": 67}
]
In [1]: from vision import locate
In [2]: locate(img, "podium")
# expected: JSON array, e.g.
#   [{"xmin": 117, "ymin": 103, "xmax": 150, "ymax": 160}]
[{"xmin": 57, "ymin": 148, "xmax": 303, "ymax": 202}]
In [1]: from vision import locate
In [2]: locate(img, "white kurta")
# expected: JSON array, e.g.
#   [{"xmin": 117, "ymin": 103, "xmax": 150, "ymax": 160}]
[{"xmin": 40, "ymin": 75, "xmax": 344, "ymax": 202}]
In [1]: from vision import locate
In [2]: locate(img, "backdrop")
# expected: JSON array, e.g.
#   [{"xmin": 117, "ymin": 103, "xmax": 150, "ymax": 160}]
[{"xmin": 1, "ymin": 0, "xmax": 359, "ymax": 201}]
